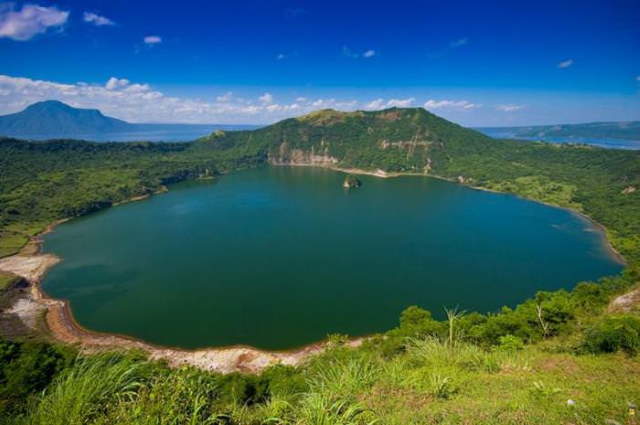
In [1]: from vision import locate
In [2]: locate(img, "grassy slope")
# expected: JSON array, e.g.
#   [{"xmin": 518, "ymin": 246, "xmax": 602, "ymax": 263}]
[
  {"xmin": 0, "ymin": 272, "xmax": 19, "ymax": 291},
  {"xmin": 0, "ymin": 107, "xmax": 639, "ymax": 424},
  {"xmin": 2, "ymin": 332, "xmax": 638, "ymax": 424}
]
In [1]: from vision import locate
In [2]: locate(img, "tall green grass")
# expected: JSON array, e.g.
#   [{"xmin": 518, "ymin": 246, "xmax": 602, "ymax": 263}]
[{"xmin": 4, "ymin": 339, "xmax": 638, "ymax": 425}]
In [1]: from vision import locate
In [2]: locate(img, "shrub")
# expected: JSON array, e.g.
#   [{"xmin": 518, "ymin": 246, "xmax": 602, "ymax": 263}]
[
  {"xmin": 0, "ymin": 339, "xmax": 74, "ymax": 416},
  {"xmin": 582, "ymin": 315, "xmax": 640, "ymax": 355},
  {"xmin": 497, "ymin": 334, "xmax": 525, "ymax": 352},
  {"xmin": 428, "ymin": 374, "xmax": 457, "ymax": 400},
  {"xmin": 378, "ymin": 306, "xmax": 447, "ymax": 357},
  {"xmin": 217, "ymin": 373, "xmax": 270, "ymax": 406}
]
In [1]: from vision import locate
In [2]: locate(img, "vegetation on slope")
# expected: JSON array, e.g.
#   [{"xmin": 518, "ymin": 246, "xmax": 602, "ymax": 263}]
[
  {"xmin": 0, "ymin": 107, "xmax": 639, "ymax": 423},
  {"xmin": 2, "ymin": 280, "xmax": 639, "ymax": 424}
]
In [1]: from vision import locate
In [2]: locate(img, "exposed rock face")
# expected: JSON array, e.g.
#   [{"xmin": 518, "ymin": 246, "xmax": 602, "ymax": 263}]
[
  {"xmin": 379, "ymin": 139, "xmax": 430, "ymax": 150},
  {"xmin": 608, "ymin": 287, "xmax": 640, "ymax": 313},
  {"xmin": 268, "ymin": 142, "xmax": 338, "ymax": 166}
]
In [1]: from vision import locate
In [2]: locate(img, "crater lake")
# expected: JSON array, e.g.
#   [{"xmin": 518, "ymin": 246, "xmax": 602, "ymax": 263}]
[{"xmin": 41, "ymin": 167, "xmax": 623, "ymax": 350}]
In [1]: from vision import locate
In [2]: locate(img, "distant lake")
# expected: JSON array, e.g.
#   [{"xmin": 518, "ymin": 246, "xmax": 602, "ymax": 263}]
[
  {"xmin": 3, "ymin": 123, "xmax": 261, "ymax": 142},
  {"xmin": 42, "ymin": 167, "xmax": 622, "ymax": 350},
  {"xmin": 475, "ymin": 128, "xmax": 640, "ymax": 150}
]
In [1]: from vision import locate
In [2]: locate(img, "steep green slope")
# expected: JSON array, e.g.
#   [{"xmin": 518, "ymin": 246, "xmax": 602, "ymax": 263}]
[{"xmin": 195, "ymin": 107, "xmax": 498, "ymax": 173}]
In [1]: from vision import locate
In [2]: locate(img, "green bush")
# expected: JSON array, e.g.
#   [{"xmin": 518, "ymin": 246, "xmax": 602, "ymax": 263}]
[
  {"xmin": 582, "ymin": 315, "xmax": 640, "ymax": 355},
  {"xmin": 497, "ymin": 334, "xmax": 525, "ymax": 352},
  {"xmin": 374, "ymin": 306, "xmax": 448, "ymax": 357},
  {"xmin": 0, "ymin": 339, "xmax": 75, "ymax": 416}
]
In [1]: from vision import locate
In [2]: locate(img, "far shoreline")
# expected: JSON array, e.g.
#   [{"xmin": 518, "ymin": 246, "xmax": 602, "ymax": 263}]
[{"xmin": 283, "ymin": 162, "xmax": 626, "ymax": 266}]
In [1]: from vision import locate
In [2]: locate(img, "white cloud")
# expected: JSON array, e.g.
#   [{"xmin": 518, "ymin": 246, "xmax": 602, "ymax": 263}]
[
  {"xmin": 5, "ymin": 75, "xmax": 531, "ymax": 124},
  {"xmin": 424, "ymin": 99, "xmax": 480, "ymax": 110},
  {"xmin": 105, "ymin": 77, "xmax": 130, "ymax": 90},
  {"xmin": 0, "ymin": 3, "xmax": 69, "ymax": 41},
  {"xmin": 365, "ymin": 98, "xmax": 385, "ymax": 109},
  {"xmin": 636, "ymin": 76, "xmax": 640, "ymax": 81},
  {"xmin": 558, "ymin": 59, "xmax": 574, "ymax": 69},
  {"xmin": 144, "ymin": 35, "xmax": 162, "ymax": 44},
  {"xmin": 216, "ymin": 92, "xmax": 233, "ymax": 102},
  {"xmin": 387, "ymin": 98, "xmax": 414, "ymax": 107},
  {"xmin": 83, "ymin": 12, "xmax": 115, "ymax": 27},
  {"xmin": 450, "ymin": 37, "xmax": 468, "ymax": 48},
  {"xmin": 343, "ymin": 46, "xmax": 377, "ymax": 59},
  {"xmin": 496, "ymin": 104, "xmax": 524, "ymax": 112},
  {"xmin": 259, "ymin": 93, "xmax": 274, "ymax": 104},
  {"xmin": 276, "ymin": 53, "xmax": 286, "ymax": 60},
  {"xmin": 364, "ymin": 98, "xmax": 414, "ymax": 110},
  {"xmin": 0, "ymin": 74, "xmax": 370, "ymax": 124}
]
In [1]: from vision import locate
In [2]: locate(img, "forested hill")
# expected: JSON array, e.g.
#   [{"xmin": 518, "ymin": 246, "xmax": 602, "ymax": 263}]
[
  {"xmin": 0, "ymin": 100, "xmax": 133, "ymax": 136},
  {"xmin": 1, "ymin": 107, "xmax": 639, "ymax": 264},
  {"xmin": 195, "ymin": 107, "xmax": 497, "ymax": 173}
]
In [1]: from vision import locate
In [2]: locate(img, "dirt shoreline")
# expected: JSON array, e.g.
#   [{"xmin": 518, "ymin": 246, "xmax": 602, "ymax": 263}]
[
  {"xmin": 0, "ymin": 253, "xmax": 363, "ymax": 373},
  {"xmin": 0, "ymin": 164, "xmax": 626, "ymax": 372}
]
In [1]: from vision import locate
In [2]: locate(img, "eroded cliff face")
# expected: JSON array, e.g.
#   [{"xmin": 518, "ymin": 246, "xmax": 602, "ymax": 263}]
[{"xmin": 268, "ymin": 142, "xmax": 339, "ymax": 166}]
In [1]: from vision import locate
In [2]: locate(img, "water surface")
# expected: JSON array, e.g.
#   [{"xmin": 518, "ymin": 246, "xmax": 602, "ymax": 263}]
[
  {"xmin": 475, "ymin": 128, "xmax": 640, "ymax": 150},
  {"xmin": 42, "ymin": 167, "xmax": 622, "ymax": 350},
  {"xmin": 4, "ymin": 123, "xmax": 260, "ymax": 142}
]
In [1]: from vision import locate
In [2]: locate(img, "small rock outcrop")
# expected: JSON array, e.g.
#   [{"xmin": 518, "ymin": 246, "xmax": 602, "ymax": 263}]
[{"xmin": 343, "ymin": 175, "xmax": 362, "ymax": 189}]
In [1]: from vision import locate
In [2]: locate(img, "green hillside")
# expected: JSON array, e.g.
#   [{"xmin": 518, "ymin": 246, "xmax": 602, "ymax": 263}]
[{"xmin": 1, "ymin": 107, "xmax": 639, "ymax": 424}]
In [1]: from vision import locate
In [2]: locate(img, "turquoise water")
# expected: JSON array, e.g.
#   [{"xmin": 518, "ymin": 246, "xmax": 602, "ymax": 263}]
[{"xmin": 42, "ymin": 167, "xmax": 622, "ymax": 350}]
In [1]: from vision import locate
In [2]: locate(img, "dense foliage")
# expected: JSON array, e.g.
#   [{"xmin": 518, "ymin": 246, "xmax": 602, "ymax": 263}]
[{"xmin": 0, "ymin": 107, "xmax": 638, "ymax": 423}]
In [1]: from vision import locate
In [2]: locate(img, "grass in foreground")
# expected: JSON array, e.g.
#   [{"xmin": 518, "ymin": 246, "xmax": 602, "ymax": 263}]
[{"xmin": 1, "ymin": 338, "xmax": 638, "ymax": 425}]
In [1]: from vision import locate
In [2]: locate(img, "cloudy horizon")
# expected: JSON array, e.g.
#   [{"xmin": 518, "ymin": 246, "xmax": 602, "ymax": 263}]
[{"xmin": 1, "ymin": 1, "xmax": 638, "ymax": 126}]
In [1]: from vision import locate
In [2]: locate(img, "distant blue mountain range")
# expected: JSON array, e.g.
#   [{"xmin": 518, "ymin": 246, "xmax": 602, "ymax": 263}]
[
  {"xmin": 0, "ymin": 100, "xmax": 258, "ymax": 141},
  {"xmin": 2, "ymin": 100, "xmax": 638, "ymax": 147},
  {"xmin": 476, "ymin": 121, "xmax": 640, "ymax": 141}
]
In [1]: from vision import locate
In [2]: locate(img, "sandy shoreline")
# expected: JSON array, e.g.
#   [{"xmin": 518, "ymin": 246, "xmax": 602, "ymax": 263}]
[
  {"xmin": 0, "ymin": 164, "xmax": 626, "ymax": 372},
  {"xmin": 0, "ymin": 252, "xmax": 363, "ymax": 373}
]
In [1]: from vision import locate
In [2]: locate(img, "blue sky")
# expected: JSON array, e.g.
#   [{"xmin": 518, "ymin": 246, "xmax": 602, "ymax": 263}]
[{"xmin": 0, "ymin": 0, "xmax": 639, "ymax": 125}]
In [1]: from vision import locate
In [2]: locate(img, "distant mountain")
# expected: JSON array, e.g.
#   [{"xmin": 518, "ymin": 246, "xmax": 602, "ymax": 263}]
[
  {"xmin": 0, "ymin": 100, "xmax": 133, "ymax": 136},
  {"xmin": 477, "ymin": 121, "xmax": 640, "ymax": 141},
  {"xmin": 0, "ymin": 101, "xmax": 260, "ymax": 141}
]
